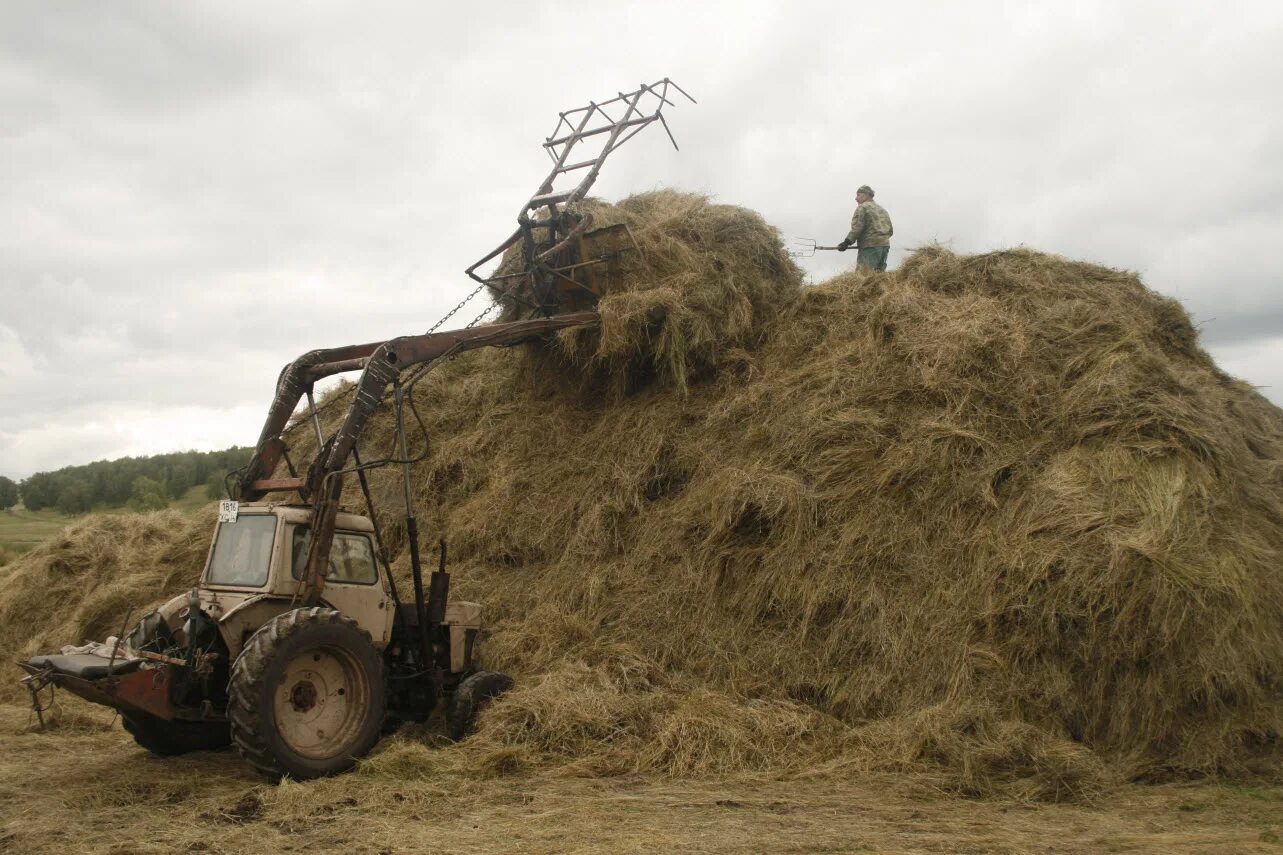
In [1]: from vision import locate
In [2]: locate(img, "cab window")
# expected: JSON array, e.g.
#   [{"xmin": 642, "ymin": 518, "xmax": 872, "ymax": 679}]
[
  {"xmin": 206, "ymin": 515, "xmax": 276, "ymax": 587},
  {"xmin": 290, "ymin": 527, "xmax": 378, "ymax": 585}
]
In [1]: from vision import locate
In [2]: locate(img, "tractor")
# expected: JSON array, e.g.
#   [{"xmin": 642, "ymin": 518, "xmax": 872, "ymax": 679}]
[{"xmin": 18, "ymin": 79, "xmax": 693, "ymax": 780}]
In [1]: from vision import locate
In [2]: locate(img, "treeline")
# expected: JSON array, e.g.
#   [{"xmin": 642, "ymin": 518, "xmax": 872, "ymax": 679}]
[
  {"xmin": 0, "ymin": 477, "xmax": 16, "ymax": 511},
  {"xmin": 14, "ymin": 447, "xmax": 253, "ymax": 514}
]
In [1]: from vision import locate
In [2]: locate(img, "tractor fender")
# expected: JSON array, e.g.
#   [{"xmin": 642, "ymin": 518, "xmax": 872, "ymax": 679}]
[
  {"xmin": 216, "ymin": 594, "xmax": 297, "ymax": 662},
  {"xmin": 148, "ymin": 591, "xmax": 191, "ymax": 638}
]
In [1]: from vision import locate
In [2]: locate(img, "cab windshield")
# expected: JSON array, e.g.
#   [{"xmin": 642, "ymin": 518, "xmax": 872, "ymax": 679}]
[{"xmin": 206, "ymin": 515, "xmax": 277, "ymax": 587}]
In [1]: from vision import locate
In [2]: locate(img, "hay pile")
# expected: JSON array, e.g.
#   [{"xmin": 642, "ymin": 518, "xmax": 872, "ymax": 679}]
[
  {"xmin": 491, "ymin": 190, "xmax": 801, "ymax": 392},
  {"xmin": 0, "ymin": 510, "xmax": 214, "ymax": 676},
  {"xmin": 3, "ymin": 191, "xmax": 1282, "ymax": 800}
]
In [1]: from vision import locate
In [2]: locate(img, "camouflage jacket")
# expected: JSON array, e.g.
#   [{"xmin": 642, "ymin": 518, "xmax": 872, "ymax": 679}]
[{"xmin": 846, "ymin": 200, "xmax": 893, "ymax": 248}]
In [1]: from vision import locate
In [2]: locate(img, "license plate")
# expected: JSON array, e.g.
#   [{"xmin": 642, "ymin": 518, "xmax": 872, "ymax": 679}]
[{"xmin": 218, "ymin": 500, "xmax": 239, "ymax": 523}]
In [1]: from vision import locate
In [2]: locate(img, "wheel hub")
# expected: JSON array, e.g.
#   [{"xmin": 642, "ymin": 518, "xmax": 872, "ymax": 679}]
[
  {"xmin": 273, "ymin": 645, "xmax": 369, "ymax": 760},
  {"xmin": 289, "ymin": 680, "xmax": 318, "ymax": 713}
]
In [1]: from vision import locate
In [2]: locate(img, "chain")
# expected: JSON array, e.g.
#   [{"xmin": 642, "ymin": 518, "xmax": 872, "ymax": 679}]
[
  {"xmin": 426, "ymin": 279, "xmax": 489, "ymax": 334},
  {"xmin": 464, "ymin": 298, "xmax": 501, "ymax": 328}
]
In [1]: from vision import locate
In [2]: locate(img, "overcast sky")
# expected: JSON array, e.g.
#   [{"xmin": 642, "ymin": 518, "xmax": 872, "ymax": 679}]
[{"xmin": 2, "ymin": 1, "xmax": 1281, "ymax": 479}]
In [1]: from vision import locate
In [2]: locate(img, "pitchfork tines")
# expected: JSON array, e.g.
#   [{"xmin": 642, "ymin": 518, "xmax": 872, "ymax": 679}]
[{"xmin": 789, "ymin": 238, "xmax": 845, "ymax": 258}]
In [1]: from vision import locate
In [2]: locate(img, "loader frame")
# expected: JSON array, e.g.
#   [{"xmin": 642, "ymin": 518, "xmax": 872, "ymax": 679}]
[{"xmin": 233, "ymin": 311, "xmax": 600, "ymax": 606}]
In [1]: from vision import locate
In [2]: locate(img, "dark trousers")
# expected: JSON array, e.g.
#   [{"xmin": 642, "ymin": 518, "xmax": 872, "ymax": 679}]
[{"xmin": 857, "ymin": 245, "xmax": 889, "ymax": 272}]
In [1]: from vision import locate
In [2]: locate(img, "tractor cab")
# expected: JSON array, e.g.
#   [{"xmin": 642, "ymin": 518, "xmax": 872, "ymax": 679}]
[
  {"xmin": 203, "ymin": 504, "xmax": 378, "ymax": 593},
  {"xmin": 192, "ymin": 503, "xmax": 397, "ymax": 660}
]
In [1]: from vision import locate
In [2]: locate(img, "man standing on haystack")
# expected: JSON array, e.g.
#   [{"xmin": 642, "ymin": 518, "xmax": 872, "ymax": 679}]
[{"xmin": 838, "ymin": 185, "xmax": 893, "ymax": 271}]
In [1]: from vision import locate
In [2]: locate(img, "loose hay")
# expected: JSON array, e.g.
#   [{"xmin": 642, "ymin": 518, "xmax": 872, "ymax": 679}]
[
  {"xmin": 3, "ymin": 191, "xmax": 1282, "ymax": 800},
  {"xmin": 495, "ymin": 190, "xmax": 801, "ymax": 393},
  {"xmin": 0, "ymin": 508, "xmax": 215, "ymax": 695}
]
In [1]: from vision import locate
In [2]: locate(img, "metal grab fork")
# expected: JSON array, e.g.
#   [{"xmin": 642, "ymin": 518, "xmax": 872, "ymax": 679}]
[{"xmin": 466, "ymin": 78, "xmax": 697, "ymax": 316}]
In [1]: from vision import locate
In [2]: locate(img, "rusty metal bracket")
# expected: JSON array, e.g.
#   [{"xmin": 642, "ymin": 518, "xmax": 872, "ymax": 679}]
[{"xmin": 21, "ymin": 666, "xmax": 54, "ymax": 729}]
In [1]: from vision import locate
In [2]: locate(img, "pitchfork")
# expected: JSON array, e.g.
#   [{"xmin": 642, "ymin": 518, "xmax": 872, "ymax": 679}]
[{"xmin": 789, "ymin": 238, "xmax": 847, "ymax": 258}]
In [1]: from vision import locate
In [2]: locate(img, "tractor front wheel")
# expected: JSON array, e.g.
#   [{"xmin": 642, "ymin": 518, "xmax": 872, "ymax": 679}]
[
  {"xmin": 228, "ymin": 607, "xmax": 386, "ymax": 780},
  {"xmin": 446, "ymin": 670, "xmax": 513, "ymax": 741}
]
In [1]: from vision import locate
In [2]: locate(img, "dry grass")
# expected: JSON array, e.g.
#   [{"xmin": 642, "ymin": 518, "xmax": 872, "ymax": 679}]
[
  {"xmin": 3, "ymin": 191, "xmax": 1282, "ymax": 802},
  {"xmin": 1, "ymin": 698, "xmax": 1281, "ymax": 855},
  {"xmin": 492, "ymin": 190, "xmax": 802, "ymax": 393},
  {"xmin": 0, "ymin": 509, "xmax": 215, "ymax": 702}
]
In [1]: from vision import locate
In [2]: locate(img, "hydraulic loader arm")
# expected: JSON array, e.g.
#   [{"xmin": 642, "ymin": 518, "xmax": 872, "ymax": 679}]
[
  {"xmin": 235, "ymin": 312, "xmax": 599, "ymax": 605},
  {"xmin": 236, "ymin": 313, "xmax": 598, "ymax": 502},
  {"xmin": 236, "ymin": 340, "xmax": 387, "ymax": 501}
]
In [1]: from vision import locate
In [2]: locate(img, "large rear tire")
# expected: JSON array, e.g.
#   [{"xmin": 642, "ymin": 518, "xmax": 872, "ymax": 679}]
[
  {"xmin": 122, "ymin": 712, "xmax": 230, "ymax": 756},
  {"xmin": 228, "ymin": 607, "xmax": 386, "ymax": 781},
  {"xmin": 446, "ymin": 671, "xmax": 513, "ymax": 741}
]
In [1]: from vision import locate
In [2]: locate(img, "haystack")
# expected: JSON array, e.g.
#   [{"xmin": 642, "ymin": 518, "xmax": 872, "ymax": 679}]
[
  {"xmin": 490, "ymin": 190, "xmax": 801, "ymax": 392},
  {"xmin": 0, "ymin": 510, "xmax": 213, "ymax": 666},
  {"xmin": 3, "ymin": 191, "xmax": 1281, "ymax": 801}
]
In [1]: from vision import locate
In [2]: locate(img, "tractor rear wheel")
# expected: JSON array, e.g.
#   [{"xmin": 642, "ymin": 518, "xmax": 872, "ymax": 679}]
[
  {"xmin": 228, "ymin": 607, "xmax": 386, "ymax": 780},
  {"xmin": 122, "ymin": 712, "xmax": 230, "ymax": 756},
  {"xmin": 446, "ymin": 671, "xmax": 513, "ymax": 741}
]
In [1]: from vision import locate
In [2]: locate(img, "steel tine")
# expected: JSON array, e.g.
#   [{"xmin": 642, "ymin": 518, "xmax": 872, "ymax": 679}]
[
  {"xmin": 650, "ymin": 85, "xmax": 677, "ymax": 109},
  {"xmin": 658, "ymin": 111, "xmax": 680, "ymax": 151},
  {"xmin": 667, "ymin": 79, "xmax": 698, "ymax": 104},
  {"xmin": 789, "ymin": 238, "xmax": 817, "ymax": 258}
]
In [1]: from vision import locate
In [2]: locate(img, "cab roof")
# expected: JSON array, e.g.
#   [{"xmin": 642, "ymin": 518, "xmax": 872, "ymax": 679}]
[{"xmin": 233, "ymin": 502, "xmax": 375, "ymax": 533}]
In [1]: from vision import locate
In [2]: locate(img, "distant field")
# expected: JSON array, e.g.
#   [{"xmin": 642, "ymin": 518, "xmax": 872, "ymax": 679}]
[
  {"xmin": 169, "ymin": 484, "xmax": 217, "ymax": 513},
  {"xmin": 0, "ymin": 507, "xmax": 71, "ymax": 556},
  {"xmin": 0, "ymin": 486, "xmax": 214, "ymax": 562}
]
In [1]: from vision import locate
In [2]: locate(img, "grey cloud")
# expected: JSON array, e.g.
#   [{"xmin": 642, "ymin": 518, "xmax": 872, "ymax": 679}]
[
  {"xmin": 2, "ymin": 0, "xmax": 1281, "ymax": 478},
  {"xmin": 0, "ymin": 4, "xmax": 268, "ymax": 115}
]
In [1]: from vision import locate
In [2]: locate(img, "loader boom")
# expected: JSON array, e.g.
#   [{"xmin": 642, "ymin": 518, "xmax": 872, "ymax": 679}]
[{"xmin": 235, "ymin": 311, "xmax": 599, "ymax": 604}]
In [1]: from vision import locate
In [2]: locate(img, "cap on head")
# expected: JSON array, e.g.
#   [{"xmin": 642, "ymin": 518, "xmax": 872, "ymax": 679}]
[{"xmin": 857, "ymin": 185, "xmax": 875, "ymax": 197}]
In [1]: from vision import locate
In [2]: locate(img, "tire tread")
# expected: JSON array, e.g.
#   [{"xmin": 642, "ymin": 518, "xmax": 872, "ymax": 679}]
[
  {"xmin": 446, "ymin": 670, "xmax": 513, "ymax": 742},
  {"xmin": 228, "ymin": 607, "xmax": 382, "ymax": 780}
]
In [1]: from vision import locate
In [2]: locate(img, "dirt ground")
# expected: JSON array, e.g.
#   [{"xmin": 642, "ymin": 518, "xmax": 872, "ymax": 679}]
[{"xmin": 1, "ymin": 703, "xmax": 1280, "ymax": 855}]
